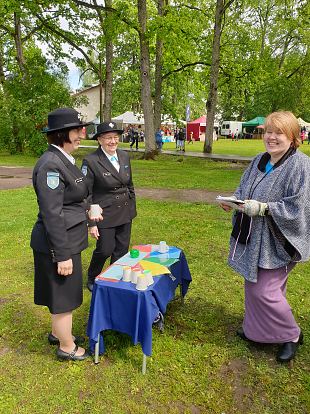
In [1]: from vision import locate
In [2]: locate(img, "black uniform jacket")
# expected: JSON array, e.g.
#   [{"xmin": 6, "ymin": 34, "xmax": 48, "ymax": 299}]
[
  {"xmin": 82, "ymin": 147, "xmax": 137, "ymax": 228},
  {"xmin": 31, "ymin": 145, "xmax": 89, "ymax": 262}
]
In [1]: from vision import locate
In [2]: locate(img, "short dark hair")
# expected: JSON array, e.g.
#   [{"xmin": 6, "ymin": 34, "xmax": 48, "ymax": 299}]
[{"xmin": 46, "ymin": 129, "xmax": 71, "ymax": 146}]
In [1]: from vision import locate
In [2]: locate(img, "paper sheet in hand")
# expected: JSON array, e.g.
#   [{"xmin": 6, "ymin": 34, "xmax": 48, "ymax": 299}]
[{"xmin": 216, "ymin": 195, "xmax": 245, "ymax": 208}]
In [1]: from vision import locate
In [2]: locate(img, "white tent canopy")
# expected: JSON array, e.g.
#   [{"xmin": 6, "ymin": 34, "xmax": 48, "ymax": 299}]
[
  {"xmin": 298, "ymin": 117, "xmax": 310, "ymax": 129},
  {"xmin": 112, "ymin": 111, "xmax": 144, "ymax": 125},
  {"xmin": 92, "ymin": 111, "xmax": 176, "ymax": 128}
]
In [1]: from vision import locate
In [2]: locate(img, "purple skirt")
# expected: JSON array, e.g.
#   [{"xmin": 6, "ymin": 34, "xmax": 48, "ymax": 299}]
[{"xmin": 243, "ymin": 264, "xmax": 300, "ymax": 343}]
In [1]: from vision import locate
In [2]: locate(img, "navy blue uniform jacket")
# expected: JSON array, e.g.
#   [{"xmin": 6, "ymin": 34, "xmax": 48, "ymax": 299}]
[
  {"xmin": 81, "ymin": 148, "xmax": 137, "ymax": 228},
  {"xmin": 31, "ymin": 145, "xmax": 89, "ymax": 262}
]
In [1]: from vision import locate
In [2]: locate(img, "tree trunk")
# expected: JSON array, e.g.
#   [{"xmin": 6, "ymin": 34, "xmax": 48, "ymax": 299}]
[
  {"xmin": 0, "ymin": 43, "xmax": 6, "ymax": 85},
  {"xmin": 154, "ymin": 0, "xmax": 166, "ymax": 132},
  {"xmin": 204, "ymin": 0, "xmax": 224, "ymax": 153},
  {"xmin": 137, "ymin": 0, "xmax": 156, "ymax": 158},
  {"xmin": 103, "ymin": 0, "xmax": 113, "ymax": 120},
  {"xmin": 13, "ymin": 12, "xmax": 27, "ymax": 78}
]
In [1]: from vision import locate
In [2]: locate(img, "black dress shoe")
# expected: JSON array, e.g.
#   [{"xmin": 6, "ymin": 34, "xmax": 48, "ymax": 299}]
[
  {"xmin": 57, "ymin": 345, "xmax": 89, "ymax": 361},
  {"xmin": 236, "ymin": 327, "xmax": 249, "ymax": 341},
  {"xmin": 48, "ymin": 333, "xmax": 85, "ymax": 346},
  {"xmin": 87, "ymin": 281, "xmax": 94, "ymax": 292},
  {"xmin": 277, "ymin": 331, "xmax": 304, "ymax": 363}
]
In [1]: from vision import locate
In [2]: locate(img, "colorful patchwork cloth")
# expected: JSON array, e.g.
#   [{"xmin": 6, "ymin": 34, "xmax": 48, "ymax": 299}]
[{"xmin": 96, "ymin": 245, "xmax": 182, "ymax": 282}]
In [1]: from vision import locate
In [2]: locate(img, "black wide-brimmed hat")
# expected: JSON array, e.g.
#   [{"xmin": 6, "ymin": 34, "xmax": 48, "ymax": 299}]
[
  {"xmin": 93, "ymin": 121, "xmax": 123, "ymax": 140},
  {"xmin": 42, "ymin": 108, "xmax": 91, "ymax": 133}
]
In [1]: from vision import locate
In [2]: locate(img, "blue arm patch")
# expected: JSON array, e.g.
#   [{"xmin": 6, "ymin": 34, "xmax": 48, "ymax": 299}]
[{"xmin": 47, "ymin": 172, "xmax": 60, "ymax": 189}]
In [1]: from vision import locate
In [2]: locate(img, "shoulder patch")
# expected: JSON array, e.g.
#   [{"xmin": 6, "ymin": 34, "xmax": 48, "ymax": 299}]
[
  {"xmin": 47, "ymin": 171, "xmax": 60, "ymax": 189},
  {"xmin": 81, "ymin": 165, "xmax": 88, "ymax": 176}
]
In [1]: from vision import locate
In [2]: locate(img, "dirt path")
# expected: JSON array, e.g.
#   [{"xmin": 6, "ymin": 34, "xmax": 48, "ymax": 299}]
[{"xmin": 0, "ymin": 166, "xmax": 231, "ymax": 203}]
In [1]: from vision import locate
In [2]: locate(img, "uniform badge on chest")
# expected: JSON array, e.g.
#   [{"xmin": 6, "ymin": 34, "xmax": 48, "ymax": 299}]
[{"xmin": 81, "ymin": 165, "xmax": 87, "ymax": 176}]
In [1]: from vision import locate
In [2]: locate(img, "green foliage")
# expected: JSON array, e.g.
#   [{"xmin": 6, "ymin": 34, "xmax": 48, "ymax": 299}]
[{"xmin": 0, "ymin": 45, "xmax": 73, "ymax": 155}]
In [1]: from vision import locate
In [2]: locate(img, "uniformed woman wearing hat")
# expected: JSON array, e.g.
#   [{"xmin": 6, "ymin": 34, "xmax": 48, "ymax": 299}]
[
  {"xmin": 81, "ymin": 122, "xmax": 137, "ymax": 291},
  {"xmin": 31, "ymin": 108, "xmax": 101, "ymax": 361}
]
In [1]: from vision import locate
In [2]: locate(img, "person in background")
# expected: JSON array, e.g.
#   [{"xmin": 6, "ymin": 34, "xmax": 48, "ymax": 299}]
[
  {"xmin": 307, "ymin": 130, "xmax": 310, "ymax": 145},
  {"xmin": 300, "ymin": 129, "xmax": 305, "ymax": 144},
  {"xmin": 219, "ymin": 111, "xmax": 310, "ymax": 363},
  {"xmin": 174, "ymin": 128, "xmax": 179, "ymax": 149},
  {"xmin": 31, "ymin": 108, "xmax": 97, "ymax": 361},
  {"xmin": 130, "ymin": 125, "xmax": 139, "ymax": 150},
  {"xmin": 155, "ymin": 128, "xmax": 163, "ymax": 151},
  {"xmin": 81, "ymin": 122, "xmax": 137, "ymax": 292},
  {"xmin": 178, "ymin": 127, "xmax": 185, "ymax": 151},
  {"xmin": 189, "ymin": 131, "xmax": 194, "ymax": 144}
]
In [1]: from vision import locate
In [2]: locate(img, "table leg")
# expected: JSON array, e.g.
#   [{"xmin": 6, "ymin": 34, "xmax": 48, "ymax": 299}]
[
  {"xmin": 142, "ymin": 353, "xmax": 147, "ymax": 375},
  {"xmin": 179, "ymin": 284, "xmax": 184, "ymax": 305},
  {"xmin": 94, "ymin": 333, "xmax": 100, "ymax": 364}
]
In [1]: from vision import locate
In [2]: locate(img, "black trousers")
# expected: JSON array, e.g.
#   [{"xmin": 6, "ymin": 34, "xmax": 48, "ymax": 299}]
[
  {"xmin": 130, "ymin": 137, "xmax": 139, "ymax": 149},
  {"xmin": 87, "ymin": 222, "xmax": 132, "ymax": 282}
]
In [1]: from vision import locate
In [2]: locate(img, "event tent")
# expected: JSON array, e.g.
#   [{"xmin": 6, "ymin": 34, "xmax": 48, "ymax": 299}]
[
  {"xmin": 112, "ymin": 111, "xmax": 144, "ymax": 126},
  {"xmin": 242, "ymin": 116, "xmax": 265, "ymax": 128},
  {"xmin": 186, "ymin": 116, "xmax": 219, "ymax": 141},
  {"xmin": 186, "ymin": 116, "xmax": 206, "ymax": 140},
  {"xmin": 298, "ymin": 117, "xmax": 310, "ymax": 129}
]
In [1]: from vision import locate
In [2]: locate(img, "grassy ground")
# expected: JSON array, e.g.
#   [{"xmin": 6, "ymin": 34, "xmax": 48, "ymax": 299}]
[
  {"xmin": 81, "ymin": 138, "xmax": 310, "ymax": 158},
  {"xmin": 0, "ymin": 150, "xmax": 309, "ymax": 413}
]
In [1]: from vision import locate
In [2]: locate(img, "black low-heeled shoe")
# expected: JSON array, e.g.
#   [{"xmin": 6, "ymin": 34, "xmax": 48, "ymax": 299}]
[
  {"xmin": 236, "ymin": 327, "xmax": 249, "ymax": 341},
  {"xmin": 57, "ymin": 345, "xmax": 89, "ymax": 361},
  {"xmin": 87, "ymin": 281, "xmax": 94, "ymax": 292},
  {"xmin": 48, "ymin": 333, "xmax": 85, "ymax": 346},
  {"xmin": 276, "ymin": 331, "xmax": 304, "ymax": 363}
]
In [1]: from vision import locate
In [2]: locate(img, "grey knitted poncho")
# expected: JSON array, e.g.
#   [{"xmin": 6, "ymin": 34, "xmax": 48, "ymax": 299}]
[{"xmin": 228, "ymin": 150, "xmax": 310, "ymax": 282}]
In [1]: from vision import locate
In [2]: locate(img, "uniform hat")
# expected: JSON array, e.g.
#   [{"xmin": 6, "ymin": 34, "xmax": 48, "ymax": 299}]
[
  {"xmin": 93, "ymin": 121, "xmax": 123, "ymax": 140},
  {"xmin": 42, "ymin": 108, "xmax": 91, "ymax": 133}
]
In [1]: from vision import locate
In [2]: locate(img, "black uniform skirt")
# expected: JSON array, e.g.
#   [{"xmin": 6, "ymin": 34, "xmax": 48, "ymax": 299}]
[{"xmin": 33, "ymin": 251, "xmax": 83, "ymax": 314}]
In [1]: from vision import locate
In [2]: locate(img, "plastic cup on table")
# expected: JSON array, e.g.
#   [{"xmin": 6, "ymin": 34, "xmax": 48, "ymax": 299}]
[
  {"xmin": 159, "ymin": 241, "xmax": 169, "ymax": 253},
  {"xmin": 136, "ymin": 274, "xmax": 148, "ymax": 291},
  {"xmin": 131, "ymin": 269, "xmax": 141, "ymax": 284},
  {"xmin": 130, "ymin": 249, "xmax": 140, "ymax": 258},
  {"xmin": 143, "ymin": 270, "xmax": 154, "ymax": 286},
  {"xmin": 122, "ymin": 266, "xmax": 131, "ymax": 282}
]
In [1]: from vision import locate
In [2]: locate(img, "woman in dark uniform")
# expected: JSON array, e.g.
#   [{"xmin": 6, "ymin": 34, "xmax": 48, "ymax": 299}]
[
  {"xmin": 81, "ymin": 122, "xmax": 137, "ymax": 291},
  {"xmin": 31, "ymin": 107, "xmax": 97, "ymax": 361}
]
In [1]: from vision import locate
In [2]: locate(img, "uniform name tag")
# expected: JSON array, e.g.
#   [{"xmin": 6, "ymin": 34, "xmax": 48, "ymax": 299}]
[
  {"xmin": 47, "ymin": 172, "xmax": 60, "ymax": 189},
  {"xmin": 75, "ymin": 177, "xmax": 84, "ymax": 183}
]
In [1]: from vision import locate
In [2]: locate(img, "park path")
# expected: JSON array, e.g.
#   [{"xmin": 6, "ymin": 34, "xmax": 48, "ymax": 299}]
[{"xmin": 0, "ymin": 165, "xmax": 231, "ymax": 203}]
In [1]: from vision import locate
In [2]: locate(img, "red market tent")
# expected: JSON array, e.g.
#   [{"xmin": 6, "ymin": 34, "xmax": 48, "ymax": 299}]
[{"xmin": 186, "ymin": 116, "xmax": 206, "ymax": 141}]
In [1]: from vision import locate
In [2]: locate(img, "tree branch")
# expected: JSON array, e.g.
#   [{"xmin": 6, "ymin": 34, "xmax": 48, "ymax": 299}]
[
  {"xmin": 162, "ymin": 61, "xmax": 210, "ymax": 80},
  {"xmin": 35, "ymin": 13, "xmax": 99, "ymax": 74},
  {"xmin": 286, "ymin": 60, "xmax": 310, "ymax": 79},
  {"xmin": 71, "ymin": 0, "xmax": 138, "ymax": 31}
]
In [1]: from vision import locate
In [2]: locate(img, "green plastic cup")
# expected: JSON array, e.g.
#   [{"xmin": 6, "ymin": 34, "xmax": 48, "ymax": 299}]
[{"xmin": 130, "ymin": 249, "xmax": 140, "ymax": 258}]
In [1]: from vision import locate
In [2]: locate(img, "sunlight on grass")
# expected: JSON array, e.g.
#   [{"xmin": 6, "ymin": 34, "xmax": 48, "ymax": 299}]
[{"xmin": 0, "ymin": 188, "xmax": 309, "ymax": 413}]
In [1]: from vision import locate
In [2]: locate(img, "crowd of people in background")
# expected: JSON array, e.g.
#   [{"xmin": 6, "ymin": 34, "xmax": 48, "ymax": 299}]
[{"xmin": 116, "ymin": 123, "xmax": 310, "ymax": 149}]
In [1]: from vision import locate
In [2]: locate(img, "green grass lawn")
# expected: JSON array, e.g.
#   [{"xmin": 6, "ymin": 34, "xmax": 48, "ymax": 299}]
[
  {"xmin": 0, "ymin": 187, "xmax": 309, "ymax": 414},
  {"xmin": 0, "ymin": 147, "xmax": 310, "ymax": 413}
]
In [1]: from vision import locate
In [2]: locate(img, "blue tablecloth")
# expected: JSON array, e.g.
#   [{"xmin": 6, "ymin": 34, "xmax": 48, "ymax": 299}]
[{"xmin": 87, "ymin": 251, "xmax": 191, "ymax": 356}]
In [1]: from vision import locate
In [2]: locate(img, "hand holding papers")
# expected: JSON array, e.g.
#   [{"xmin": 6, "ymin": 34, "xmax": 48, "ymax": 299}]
[{"xmin": 216, "ymin": 195, "xmax": 245, "ymax": 210}]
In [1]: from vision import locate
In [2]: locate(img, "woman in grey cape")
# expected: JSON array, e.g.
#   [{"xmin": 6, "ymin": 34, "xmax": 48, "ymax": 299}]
[{"xmin": 220, "ymin": 111, "xmax": 310, "ymax": 362}]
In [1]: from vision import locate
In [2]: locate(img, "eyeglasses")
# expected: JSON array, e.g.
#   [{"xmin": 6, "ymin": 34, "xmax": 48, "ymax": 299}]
[{"xmin": 99, "ymin": 135, "xmax": 119, "ymax": 142}]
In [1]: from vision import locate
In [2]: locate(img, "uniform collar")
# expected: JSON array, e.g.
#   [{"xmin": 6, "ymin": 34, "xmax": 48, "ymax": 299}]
[
  {"xmin": 101, "ymin": 147, "xmax": 118, "ymax": 162},
  {"xmin": 51, "ymin": 144, "xmax": 75, "ymax": 164}
]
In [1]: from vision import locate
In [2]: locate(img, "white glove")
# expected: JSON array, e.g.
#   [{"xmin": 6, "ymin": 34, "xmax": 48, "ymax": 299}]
[{"xmin": 243, "ymin": 200, "xmax": 268, "ymax": 217}]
